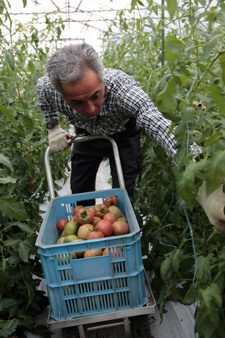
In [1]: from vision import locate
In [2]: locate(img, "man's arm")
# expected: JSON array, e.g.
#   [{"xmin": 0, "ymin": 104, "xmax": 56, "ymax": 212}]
[{"xmin": 36, "ymin": 76, "xmax": 70, "ymax": 152}]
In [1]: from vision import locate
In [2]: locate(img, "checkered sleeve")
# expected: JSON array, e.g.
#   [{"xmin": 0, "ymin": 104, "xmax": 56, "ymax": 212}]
[
  {"xmin": 36, "ymin": 75, "xmax": 59, "ymax": 122},
  {"xmin": 114, "ymin": 76, "xmax": 177, "ymax": 160}
]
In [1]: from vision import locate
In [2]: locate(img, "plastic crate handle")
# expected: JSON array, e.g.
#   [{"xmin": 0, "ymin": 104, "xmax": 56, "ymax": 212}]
[{"xmin": 44, "ymin": 135, "xmax": 126, "ymax": 200}]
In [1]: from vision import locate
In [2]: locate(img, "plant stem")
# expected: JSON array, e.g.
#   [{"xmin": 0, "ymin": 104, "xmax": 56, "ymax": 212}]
[{"xmin": 190, "ymin": 51, "xmax": 225, "ymax": 101}]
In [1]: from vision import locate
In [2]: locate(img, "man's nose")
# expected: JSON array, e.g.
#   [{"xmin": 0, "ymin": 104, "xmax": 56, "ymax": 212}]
[{"xmin": 85, "ymin": 100, "xmax": 95, "ymax": 113}]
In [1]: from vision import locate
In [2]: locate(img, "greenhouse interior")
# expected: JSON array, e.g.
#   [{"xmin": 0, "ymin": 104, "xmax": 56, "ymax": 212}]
[{"xmin": 1, "ymin": 0, "xmax": 225, "ymax": 337}]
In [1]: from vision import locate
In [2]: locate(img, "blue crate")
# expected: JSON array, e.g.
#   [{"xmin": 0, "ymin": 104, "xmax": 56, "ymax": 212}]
[{"xmin": 36, "ymin": 188, "xmax": 146, "ymax": 321}]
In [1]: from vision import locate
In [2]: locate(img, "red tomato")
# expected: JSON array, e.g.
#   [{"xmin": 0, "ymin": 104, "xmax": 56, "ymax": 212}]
[
  {"xmin": 112, "ymin": 221, "xmax": 129, "ymax": 236},
  {"xmin": 94, "ymin": 204, "xmax": 108, "ymax": 218},
  {"xmin": 103, "ymin": 212, "xmax": 117, "ymax": 224},
  {"xmin": 89, "ymin": 206, "xmax": 96, "ymax": 214},
  {"xmin": 103, "ymin": 246, "xmax": 123, "ymax": 258},
  {"xmin": 95, "ymin": 219, "xmax": 113, "ymax": 237},
  {"xmin": 76, "ymin": 208, "xmax": 94, "ymax": 224},
  {"xmin": 108, "ymin": 206, "xmax": 121, "ymax": 219},
  {"xmin": 73, "ymin": 205, "xmax": 84, "ymax": 216},
  {"xmin": 84, "ymin": 249, "xmax": 103, "ymax": 258},
  {"xmin": 87, "ymin": 230, "xmax": 104, "ymax": 240},
  {"xmin": 57, "ymin": 219, "xmax": 68, "ymax": 232},
  {"xmin": 93, "ymin": 216, "xmax": 101, "ymax": 226},
  {"xmin": 104, "ymin": 195, "xmax": 119, "ymax": 208},
  {"xmin": 77, "ymin": 224, "xmax": 94, "ymax": 240}
]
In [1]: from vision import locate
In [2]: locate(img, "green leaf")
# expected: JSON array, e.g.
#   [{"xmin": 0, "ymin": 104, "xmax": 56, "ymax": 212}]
[
  {"xmin": 181, "ymin": 107, "xmax": 195, "ymax": 124},
  {"xmin": 5, "ymin": 51, "xmax": 15, "ymax": 71},
  {"xmin": 18, "ymin": 242, "xmax": 30, "ymax": 262},
  {"xmin": 177, "ymin": 160, "xmax": 207, "ymax": 208},
  {"xmin": 196, "ymin": 255, "xmax": 212, "ymax": 286},
  {"xmin": 0, "ymin": 177, "xmax": 17, "ymax": 184},
  {"xmin": 166, "ymin": 0, "xmax": 177, "ymax": 18},
  {"xmin": 17, "ymin": 222, "xmax": 34, "ymax": 234},
  {"xmin": 200, "ymin": 34, "xmax": 222, "ymax": 60},
  {"xmin": 204, "ymin": 132, "xmax": 224, "ymax": 146},
  {"xmin": 0, "ymin": 197, "xmax": 28, "ymax": 221},
  {"xmin": 28, "ymin": 60, "xmax": 35, "ymax": 72},
  {"xmin": 162, "ymin": 111, "xmax": 181, "ymax": 123},
  {"xmin": 4, "ymin": 238, "xmax": 20, "ymax": 247},
  {"xmin": 0, "ymin": 105, "xmax": 18, "ymax": 126},
  {"xmin": 172, "ymin": 248, "xmax": 183, "ymax": 273},
  {"xmin": 22, "ymin": 0, "xmax": 27, "ymax": 7},
  {"xmin": 205, "ymin": 151, "xmax": 225, "ymax": 194},
  {"xmin": 198, "ymin": 283, "xmax": 222, "ymax": 326},
  {"xmin": 160, "ymin": 255, "xmax": 170, "ymax": 279},
  {"xmin": 0, "ymin": 154, "xmax": 14, "ymax": 172},
  {"xmin": 0, "ymin": 298, "xmax": 18, "ymax": 311},
  {"xmin": 0, "ymin": 318, "xmax": 19, "ymax": 338}
]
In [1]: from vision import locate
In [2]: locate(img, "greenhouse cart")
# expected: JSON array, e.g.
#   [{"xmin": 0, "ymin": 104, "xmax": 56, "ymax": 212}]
[{"xmin": 36, "ymin": 135, "xmax": 156, "ymax": 338}]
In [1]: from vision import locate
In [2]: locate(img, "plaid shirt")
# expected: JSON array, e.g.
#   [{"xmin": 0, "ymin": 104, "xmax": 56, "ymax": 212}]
[{"xmin": 36, "ymin": 68, "xmax": 176, "ymax": 159}]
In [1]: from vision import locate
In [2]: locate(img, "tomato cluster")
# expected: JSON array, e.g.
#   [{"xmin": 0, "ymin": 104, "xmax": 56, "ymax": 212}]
[{"xmin": 55, "ymin": 195, "xmax": 129, "ymax": 259}]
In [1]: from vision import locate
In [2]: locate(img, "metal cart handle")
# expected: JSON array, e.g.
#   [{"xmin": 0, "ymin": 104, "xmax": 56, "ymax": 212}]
[{"xmin": 44, "ymin": 135, "xmax": 126, "ymax": 200}]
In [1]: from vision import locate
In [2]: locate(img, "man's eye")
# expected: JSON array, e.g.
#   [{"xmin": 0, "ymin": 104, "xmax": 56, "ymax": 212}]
[
  {"xmin": 91, "ymin": 93, "xmax": 100, "ymax": 100},
  {"xmin": 72, "ymin": 101, "xmax": 82, "ymax": 106}
]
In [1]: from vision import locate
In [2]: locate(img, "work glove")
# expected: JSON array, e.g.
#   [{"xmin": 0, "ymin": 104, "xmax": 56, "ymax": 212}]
[
  {"xmin": 48, "ymin": 124, "xmax": 70, "ymax": 152},
  {"xmin": 197, "ymin": 182, "xmax": 225, "ymax": 232}
]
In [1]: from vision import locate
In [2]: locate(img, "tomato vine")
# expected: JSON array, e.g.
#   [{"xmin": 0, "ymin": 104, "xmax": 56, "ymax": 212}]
[{"xmin": 103, "ymin": 1, "xmax": 225, "ymax": 337}]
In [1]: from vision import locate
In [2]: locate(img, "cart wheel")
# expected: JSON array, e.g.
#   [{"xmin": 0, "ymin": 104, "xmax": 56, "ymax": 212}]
[
  {"xmin": 62, "ymin": 326, "xmax": 80, "ymax": 338},
  {"xmin": 131, "ymin": 315, "xmax": 151, "ymax": 338}
]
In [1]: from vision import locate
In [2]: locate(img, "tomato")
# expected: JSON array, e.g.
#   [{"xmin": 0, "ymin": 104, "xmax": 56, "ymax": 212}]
[
  {"xmin": 57, "ymin": 219, "xmax": 68, "ymax": 232},
  {"xmin": 56, "ymin": 237, "xmax": 65, "ymax": 244},
  {"xmin": 89, "ymin": 206, "xmax": 96, "ymax": 214},
  {"xmin": 64, "ymin": 234, "xmax": 79, "ymax": 243},
  {"xmin": 76, "ymin": 208, "xmax": 94, "ymax": 224},
  {"xmin": 64, "ymin": 220, "xmax": 80, "ymax": 236},
  {"xmin": 103, "ymin": 212, "xmax": 117, "ymax": 224},
  {"xmin": 84, "ymin": 249, "xmax": 103, "ymax": 258},
  {"xmin": 73, "ymin": 205, "xmax": 84, "ymax": 216},
  {"xmin": 95, "ymin": 219, "xmax": 113, "ymax": 237},
  {"xmin": 87, "ymin": 230, "xmax": 104, "ymax": 240},
  {"xmin": 108, "ymin": 206, "xmax": 121, "ymax": 219},
  {"xmin": 103, "ymin": 246, "xmax": 123, "ymax": 258},
  {"xmin": 71, "ymin": 238, "xmax": 85, "ymax": 257},
  {"xmin": 112, "ymin": 221, "xmax": 129, "ymax": 236},
  {"xmin": 77, "ymin": 224, "xmax": 94, "ymax": 240},
  {"xmin": 104, "ymin": 195, "xmax": 119, "ymax": 208},
  {"xmin": 93, "ymin": 216, "xmax": 101, "ymax": 226},
  {"xmin": 94, "ymin": 204, "xmax": 108, "ymax": 218}
]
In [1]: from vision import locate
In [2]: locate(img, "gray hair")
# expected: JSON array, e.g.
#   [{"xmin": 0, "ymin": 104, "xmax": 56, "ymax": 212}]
[{"xmin": 47, "ymin": 43, "xmax": 104, "ymax": 94}]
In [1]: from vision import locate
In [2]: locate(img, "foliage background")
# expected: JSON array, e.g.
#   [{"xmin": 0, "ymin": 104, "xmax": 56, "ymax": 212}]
[
  {"xmin": 0, "ymin": 2, "xmax": 69, "ymax": 337},
  {"xmin": 103, "ymin": 1, "xmax": 225, "ymax": 337},
  {"xmin": 1, "ymin": 0, "xmax": 225, "ymax": 337}
]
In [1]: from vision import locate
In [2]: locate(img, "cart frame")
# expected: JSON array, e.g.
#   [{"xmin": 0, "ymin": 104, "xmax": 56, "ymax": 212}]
[{"xmin": 44, "ymin": 135, "xmax": 156, "ymax": 337}]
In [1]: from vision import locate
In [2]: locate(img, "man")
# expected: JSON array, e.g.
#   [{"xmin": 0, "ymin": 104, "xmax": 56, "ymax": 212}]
[
  {"xmin": 36, "ymin": 43, "xmax": 176, "ymax": 198},
  {"xmin": 37, "ymin": 43, "xmax": 225, "ymax": 230}
]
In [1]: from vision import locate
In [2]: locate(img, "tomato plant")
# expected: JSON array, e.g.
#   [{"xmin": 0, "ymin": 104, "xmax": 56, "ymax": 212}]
[
  {"xmin": 103, "ymin": 1, "xmax": 225, "ymax": 337},
  {"xmin": 0, "ymin": 2, "xmax": 67, "ymax": 337}
]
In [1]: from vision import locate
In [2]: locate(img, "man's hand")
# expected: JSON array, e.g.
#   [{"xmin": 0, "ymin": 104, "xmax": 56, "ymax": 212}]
[
  {"xmin": 197, "ymin": 182, "xmax": 225, "ymax": 232},
  {"xmin": 48, "ymin": 124, "xmax": 70, "ymax": 152}
]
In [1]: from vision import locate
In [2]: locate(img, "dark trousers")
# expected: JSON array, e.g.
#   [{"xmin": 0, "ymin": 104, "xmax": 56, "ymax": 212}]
[{"xmin": 70, "ymin": 119, "xmax": 142, "ymax": 200}]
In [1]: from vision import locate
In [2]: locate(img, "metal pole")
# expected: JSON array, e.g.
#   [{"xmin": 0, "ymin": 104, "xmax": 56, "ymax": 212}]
[
  {"xmin": 44, "ymin": 135, "xmax": 126, "ymax": 201},
  {"xmin": 161, "ymin": 0, "xmax": 165, "ymax": 67}
]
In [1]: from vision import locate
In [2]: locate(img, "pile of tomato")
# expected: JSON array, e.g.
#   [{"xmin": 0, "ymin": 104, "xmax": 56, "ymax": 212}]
[{"xmin": 55, "ymin": 195, "xmax": 129, "ymax": 259}]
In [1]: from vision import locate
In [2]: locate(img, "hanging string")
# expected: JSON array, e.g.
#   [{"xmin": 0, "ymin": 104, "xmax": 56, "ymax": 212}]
[
  {"xmin": 157, "ymin": 186, "xmax": 177, "ymax": 248},
  {"xmin": 29, "ymin": 177, "xmax": 43, "ymax": 200}
]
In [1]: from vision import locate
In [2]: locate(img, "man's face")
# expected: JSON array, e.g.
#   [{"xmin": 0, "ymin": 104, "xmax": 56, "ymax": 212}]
[{"xmin": 61, "ymin": 69, "xmax": 105, "ymax": 118}]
